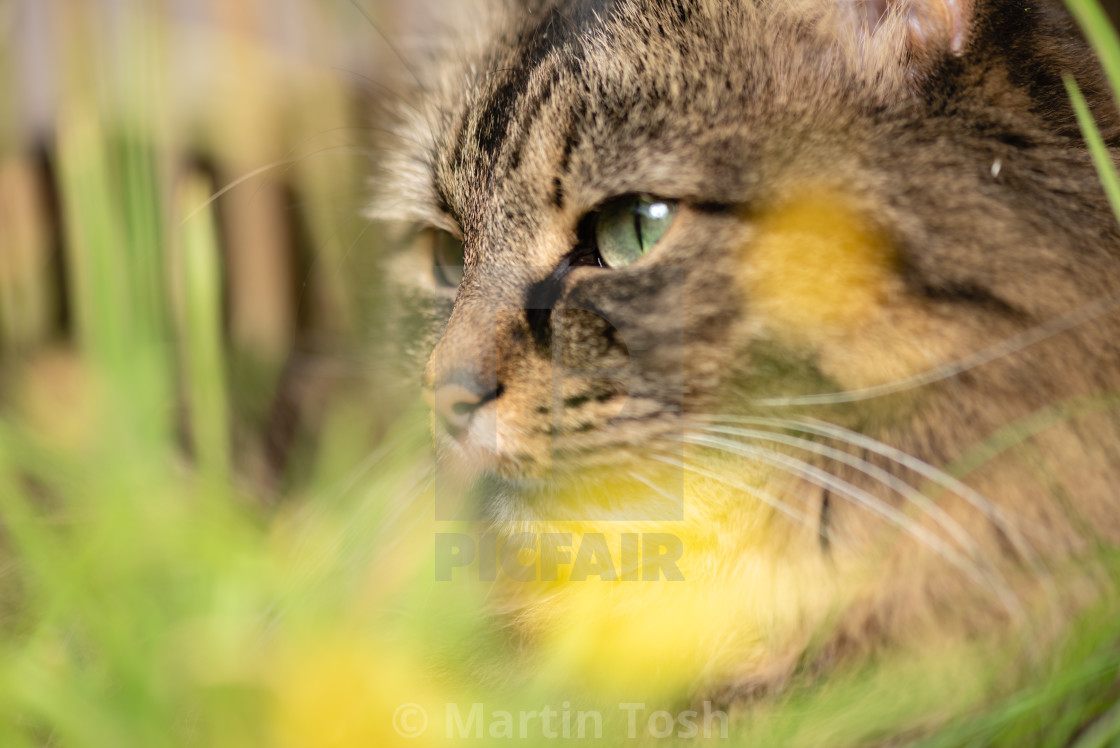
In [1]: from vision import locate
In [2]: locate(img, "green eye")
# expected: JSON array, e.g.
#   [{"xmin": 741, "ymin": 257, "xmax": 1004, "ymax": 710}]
[
  {"xmin": 595, "ymin": 195, "xmax": 678, "ymax": 268},
  {"xmin": 429, "ymin": 229, "xmax": 465, "ymax": 288}
]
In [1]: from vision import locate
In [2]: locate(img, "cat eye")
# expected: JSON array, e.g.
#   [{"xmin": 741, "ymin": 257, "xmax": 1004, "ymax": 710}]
[
  {"xmin": 594, "ymin": 195, "xmax": 678, "ymax": 268},
  {"xmin": 428, "ymin": 229, "xmax": 466, "ymax": 288}
]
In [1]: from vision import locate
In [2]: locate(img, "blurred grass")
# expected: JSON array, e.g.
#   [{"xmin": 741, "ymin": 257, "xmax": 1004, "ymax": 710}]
[
  {"xmin": 0, "ymin": 0, "xmax": 1119, "ymax": 746},
  {"xmin": 0, "ymin": 2, "xmax": 441, "ymax": 745}
]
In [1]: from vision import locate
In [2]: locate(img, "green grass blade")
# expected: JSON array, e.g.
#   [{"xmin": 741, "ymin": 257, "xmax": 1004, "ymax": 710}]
[
  {"xmin": 176, "ymin": 172, "xmax": 232, "ymax": 486},
  {"xmin": 1064, "ymin": 75, "xmax": 1120, "ymax": 220},
  {"xmin": 1066, "ymin": 0, "xmax": 1120, "ymax": 104}
]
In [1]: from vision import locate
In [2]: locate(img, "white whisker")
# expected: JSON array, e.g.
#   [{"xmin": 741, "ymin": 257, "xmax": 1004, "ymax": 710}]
[
  {"xmin": 754, "ymin": 291, "xmax": 1120, "ymax": 407},
  {"xmin": 676, "ymin": 432, "xmax": 1026, "ymax": 621},
  {"xmin": 695, "ymin": 422, "xmax": 1005, "ymax": 572},
  {"xmin": 645, "ymin": 450, "xmax": 823, "ymax": 538},
  {"xmin": 179, "ymin": 148, "xmax": 376, "ymax": 225},
  {"xmin": 704, "ymin": 414, "xmax": 1045, "ymax": 571},
  {"xmin": 626, "ymin": 469, "xmax": 683, "ymax": 507}
]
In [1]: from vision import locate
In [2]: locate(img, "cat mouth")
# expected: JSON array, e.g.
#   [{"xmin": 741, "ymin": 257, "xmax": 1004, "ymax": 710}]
[{"xmin": 435, "ymin": 403, "xmax": 690, "ymax": 490}]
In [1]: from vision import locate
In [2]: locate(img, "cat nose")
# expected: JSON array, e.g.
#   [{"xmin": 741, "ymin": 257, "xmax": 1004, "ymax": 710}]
[{"xmin": 424, "ymin": 381, "xmax": 500, "ymax": 438}]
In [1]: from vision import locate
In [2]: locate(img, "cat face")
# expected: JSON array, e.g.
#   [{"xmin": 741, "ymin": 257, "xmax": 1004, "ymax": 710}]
[{"xmin": 376, "ymin": 0, "xmax": 1120, "ymax": 539}]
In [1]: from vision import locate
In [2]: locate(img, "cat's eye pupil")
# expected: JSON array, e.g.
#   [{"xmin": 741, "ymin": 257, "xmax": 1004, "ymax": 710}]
[
  {"xmin": 431, "ymin": 230, "xmax": 465, "ymax": 288},
  {"xmin": 594, "ymin": 195, "xmax": 677, "ymax": 269}
]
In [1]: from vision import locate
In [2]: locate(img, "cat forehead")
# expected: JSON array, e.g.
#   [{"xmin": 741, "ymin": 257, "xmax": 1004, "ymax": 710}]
[
  {"xmin": 374, "ymin": 0, "xmax": 897, "ymax": 228},
  {"xmin": 370, "ymin": 0, "xmax": 614, "ymax": 226}
]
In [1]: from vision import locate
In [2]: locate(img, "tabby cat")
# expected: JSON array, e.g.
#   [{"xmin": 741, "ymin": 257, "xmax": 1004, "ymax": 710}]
[{"xmin": 374, "ymin": 0, "xmax": 1120, "ymax": 710}]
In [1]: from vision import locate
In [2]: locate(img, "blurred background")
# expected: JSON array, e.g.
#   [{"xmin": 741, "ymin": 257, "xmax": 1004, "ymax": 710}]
[
  {"xmin": 1, "ymin": 0, "xmax": 402, "ymax": 495},
  {"xmin": 0, "ymin": 3, "xmax": 459, "ymax": 745}
]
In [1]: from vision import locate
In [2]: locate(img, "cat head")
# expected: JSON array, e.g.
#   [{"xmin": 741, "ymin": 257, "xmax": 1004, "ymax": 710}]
[{"xmin": 373, "ymin": 0, "xmax": 1120, "ymax": 525}]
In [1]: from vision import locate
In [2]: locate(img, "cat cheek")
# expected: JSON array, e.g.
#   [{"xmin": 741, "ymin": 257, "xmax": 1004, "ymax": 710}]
[
  {"xmin": 736, "ymin": 188, "xmax": 955, "ymax": 391},
  {"xmin": 739, "ymin": 188, "xmax": 899, "ymax": 341}
]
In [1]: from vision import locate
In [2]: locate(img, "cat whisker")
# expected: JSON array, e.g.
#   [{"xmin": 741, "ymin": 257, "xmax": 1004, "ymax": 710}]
[
  {"xmin": 753, "ymin": 290, "xmax": 1120, "ymax": 407},
  {"xmin": 345, "ymin": 0, "xmax": 435, "ymax": 102},
  {"xmin": 270, "ymin": 457, "xmax": 435, "ymax": 631},
  {"xmin": 689, "ymin": 421, "xmax": 1006, "ymax": 574},
  {"xmin": 365, "ymin": 467, "xmax": 437, "ymax": 558},
  {"xmin": 625, "ymin": 469, "xmax": 685, "ymax": 509},
  {"xmin": 335, "ymin": 67, "xmax": 431, "ymax": 121},
  {"xmin": 181, "ymin": 147, "xmax": 377, "ymax": 225},
  {"xmin": 673, "ymin": 432, "xmax": 1026, "ymax": 621},
  {"xmin": 323, "ymin": 464, "xmax": 434, "ymax": 579},
  {"xmin": 702, "ymin": 414, "xmax": 1046, "ymax": 573},
  {"xmin": 644, "ymin": 449, "xmax": 824, "ymax": 539}
]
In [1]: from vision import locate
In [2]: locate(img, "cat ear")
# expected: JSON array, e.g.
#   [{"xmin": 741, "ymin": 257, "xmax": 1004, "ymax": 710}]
[
  {"xmin": 849, "ymin": 0, "xmax": 975, "ymax": 60},
  {"xmin": 904, "ymin": 0, "xmax": 973, "ymax": 55}
]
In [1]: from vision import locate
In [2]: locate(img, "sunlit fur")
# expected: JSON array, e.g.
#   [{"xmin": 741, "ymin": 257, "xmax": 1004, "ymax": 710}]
[{"xmin": 375, "ymin": 0, "xmax": 1120, "ymax": 704}]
